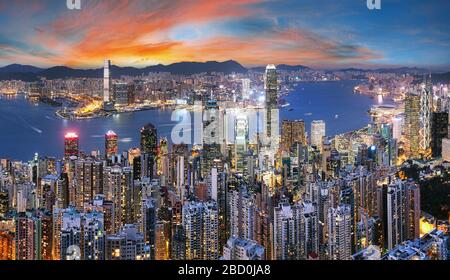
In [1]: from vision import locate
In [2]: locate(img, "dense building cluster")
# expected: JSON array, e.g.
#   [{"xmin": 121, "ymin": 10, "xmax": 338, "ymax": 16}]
[{"xmin": 0, "ymin": 65, "xmax": 449, "ymax": 261}]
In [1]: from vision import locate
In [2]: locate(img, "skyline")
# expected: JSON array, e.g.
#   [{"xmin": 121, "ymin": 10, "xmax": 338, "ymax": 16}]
[{"xmin": 0, "ymin": 0, "xmax": 450, "ymax": 70}]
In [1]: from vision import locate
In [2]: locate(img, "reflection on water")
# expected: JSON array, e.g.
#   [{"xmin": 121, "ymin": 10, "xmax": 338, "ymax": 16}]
[{"xmin": 0, "ymin": 81, "xmax": 379, "ymax": 160}]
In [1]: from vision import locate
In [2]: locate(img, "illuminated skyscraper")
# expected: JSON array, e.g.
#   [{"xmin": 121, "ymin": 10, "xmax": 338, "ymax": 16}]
[
  {"xmin": 264, "ymin": 64, "xmax": 278, "ymax": 141},
  {"xmin": 15, "ymin": 212, "xmax": 37, "ymax": 260},
  {"xmin": 405, "ymin": 181, "xmax": 420, "ymax": 241},
  {"xmin": 81, "ymin": 211, "xmax": 105, "ymax": 260},
  {"xmin": 392, "ymin": 116, "xmax": 403, "ymax": 141},
  {"xmin": 182, "ymin": 201, "xmax": 219, "ymax": 260},
  {"xmin": 103, "ymin": 60, "xmax": 112, "ymax": 103},
  {"xmin": 0, "ymin": 230, "xmax": 15, "ymax": 260},
  {"xmin": 105, "ymin": 130, "xmax": 118, "ymax": 158},
  {"xmin": 273, "ymin": 199, "xmax": 295, "ymax": 260},
  {"xmin": 383, "ymin": 180, "xmax": 407, "ymax": 250},
  {"xmin": 419, "ymin": 81, "xmax": 433, "ymax": 152},
  {"xmin": 75, "ymin": 159, "xmax": 103, "ymax": 211},
  {"xmin": 0, "ymin": 189, "xmax": 8, "ymax": 218},
  {"xmin": 141, "ymin": 124, "xmax": 157, "ymax": 155},
  {"xmin": 142, "ymin": 198, "xmax": 156, "ymax": 259},
  {"xmin": 404, "ymin": 93, "xmax": 421, "ymax": 158},
  {"xmin": 311, "ymin": 120, "xmax": 326, "ymax": 152},
  {"xmin": 141, "ymin": 124, "xmax": 158, "ymax": 179},
  {"xmin": 281, "ymin": 120, "xmax": 306, "ymax": 152},
  {"xmin": 327, "ymin": 204, "xmax": 352, "ymax": 260},
  {"xmin": 103, "ymin": 166, "xmax": 133, "ymax": 232},
  {"xmin": 64, "ymin": 132, "xmax": 79, "ymax": 158},
  {"xmin": 235, "ymin": 115, "xmax": 248, "ymax": 175},
  {"xmin": 241, "ymin": 79, "xmax": 251, "ymax": 99},
  {"xmin": 60, "ymin": 208, "xmax": 81, "ymax": 260},
  {"xmin": 229, "ymin": 188, "xmax": 255, "ymax": 241}
]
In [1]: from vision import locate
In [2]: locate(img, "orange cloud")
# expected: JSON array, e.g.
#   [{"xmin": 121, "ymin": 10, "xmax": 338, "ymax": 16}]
[{"xmin": 19, "ymin": 0, "xmax": 381, "ymax": 68}]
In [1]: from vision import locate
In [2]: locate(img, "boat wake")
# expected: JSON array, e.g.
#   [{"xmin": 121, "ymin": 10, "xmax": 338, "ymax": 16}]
[{"xmin": 30, "ymin": 126, "xmax": 43, "ymax": 134}]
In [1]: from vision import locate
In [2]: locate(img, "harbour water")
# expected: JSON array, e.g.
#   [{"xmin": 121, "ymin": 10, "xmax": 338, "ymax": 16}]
[{"xmin": 0, "ymin": 80, "xmax": 382, "ymax": 161}]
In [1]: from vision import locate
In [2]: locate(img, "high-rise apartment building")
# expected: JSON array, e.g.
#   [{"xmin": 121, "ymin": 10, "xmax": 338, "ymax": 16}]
[
  {"xmin": 327, "ymin": 204, "xmax": 352, "ymax": 260},
  {"xmin": 281, "ymin": 120, "xmax": 306, "ymax": 152},
  {"xmin": 311, "ymin": 120, "xmax": 326, "ymax": 152},
  {"xmin": 222, "ymin": 236, "xmax": 265, "ymax": 260}
]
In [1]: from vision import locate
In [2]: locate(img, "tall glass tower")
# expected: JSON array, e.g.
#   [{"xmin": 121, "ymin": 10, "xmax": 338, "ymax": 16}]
[
  {"xmin": 264, "ymin": 64, "xmax": 278, "ymax": 143},
  {"xmin": 103, "ymin": 60, "xmax": 112, "ymax": 103},
  {"xmin": 140, "ymin": 123, "xmax": 158, "ymax": 156}
]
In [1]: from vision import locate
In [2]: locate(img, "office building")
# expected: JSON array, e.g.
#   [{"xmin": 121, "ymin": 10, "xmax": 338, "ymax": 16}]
[
  {"xmin": 103, "ymin": 60, "xmax": 112, "ymax": 103},
  {"xmin": 64, "ymin": 132, "xmax": 79, "ymax": 158},
  {"xmin": 281, "ymin": 120, "xmax": 306, "ymax": 152},
  {"xmin": 105, "ymin": 130, "xmax": 118, "ymax": 158},
  {"xmin": 431, "ymin": 112, "xmax": 449, "ymax": 158},
  {"xmin": 311, "ymin": 120, "xmax": 326, "ymax": 152},
  {"xmin": 404, "ymin": 93, "xmax": 421, "ymax": 158}
]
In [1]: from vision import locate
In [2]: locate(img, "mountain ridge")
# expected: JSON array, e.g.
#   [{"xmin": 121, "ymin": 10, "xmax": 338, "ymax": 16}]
[{"xmin": 0, "ymin": 60, "xmax": 249, "ymax": 81}]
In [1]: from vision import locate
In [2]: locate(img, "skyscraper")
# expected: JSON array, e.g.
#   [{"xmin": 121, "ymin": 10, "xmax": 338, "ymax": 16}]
[
  {"xmin": 392, "ymin": 116, "xmax": 403, "ymax": 141},
  {"xmin": 431, "ymin": 112, "xmax": 449, "ymax": 158},
  {"xmin": 442, "ymin": 138, "xmax": 450, "ymax": 162},
  {"xmin": 60, "ymin": 208, "xmax": 81, "ymax": 260},
  {"xmin": 264, "ymin": 64, "xmax": 278, "ymax": 141},
  {"xmin": 141, "ymin": 124, "xmax": 157, "ymax": 156},
  {"xmin": 75, "ymin": 159, "xmax": 103, "ymax": 211},
  {"xmin": 15, "ymin": 212, "xmax": 36, "ymax": 260},
  {"xmin": 64, "ymin": 132, "xmax": 79, "ymax": 158},
  {"xmin": 229, "ymin": 188, "xmax": 255, "ymax": 241},
  {"xmin": 405, "ymin": 181, "xmax": 420, "ymax": 241},
  {"xmin": 273, "ymin": 199, "xmax": 296, "ymax": 260},
  {"xmin": 241, "ymin": 78, "xmax": 251, "ymax": 99},
  {"xmin": 81, "ymin": 211, "xmax": 105, "ymax": 260},
  {"xmin": 103, "ymin": 60, "xmax": 112, "ymax": 103},
  {"xmin": 327, "ymin": 204, "xmax": 352, "ymax": 260},
  {"xmin": 103, "ymin": 166, "xmax": 133, "ymax": 232},
  {"xmin": 0, "ymin": 230, "xmax": 14, "ymax": 260},
  {"xmin": 141, "ymin": 124, "xmax": 158, "ymax": 179},
  {"xmin": 382, "ymin": 180, "xmax": 408, "ymax": 250},
  {"xmin": 311, "ymin": 120, "xmax": 326, "ymax": 152},
  {"xmin": 404, "ymin": 93, "xmax": 421, "ymax": 158},
  {"xmin": 182, "ymin": 201, "xmax": 219, "ymax": 260},
  {"xmin": 419, "ymin": 82, "xmax": 433, "ymax": 152},
  {"xmin": 281, "ymin": 120, "xmax": 306, "ymax": 152},
  {"xmin": 105, "ymin": 130, "xmax": 118, "ymax": 158}
]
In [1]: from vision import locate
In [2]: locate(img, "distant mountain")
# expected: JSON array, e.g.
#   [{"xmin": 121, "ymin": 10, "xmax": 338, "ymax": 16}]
[
  {"xmin": 250, "ymin": 64, "xmax": 310, "ymax": 72},
  {"xmin": 277, "ymin": 64, "xmax": 310, "ymax": 71},
  {"xmin": 150, "ymin": 60, "xmax": 248, "ymax": 75},
  {"xmin": 337, "ymin": 67, "xmax": 429, "ymax": 74},
  {"xmin": 0, "ymin": 64, "xmax": 43, "ymax": 74},
  {"xmin": 375, "ymin": 67, "xmax": 429, "ymax": 74},
  {"xmin": 0, "ymin": 60, "xmax": 248, "ymax": 81}
]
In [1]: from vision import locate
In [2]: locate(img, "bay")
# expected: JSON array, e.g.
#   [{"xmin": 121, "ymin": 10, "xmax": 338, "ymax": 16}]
[{"xmin": 0, "ymin": 80, "xmax": 382, "ymax": 161}]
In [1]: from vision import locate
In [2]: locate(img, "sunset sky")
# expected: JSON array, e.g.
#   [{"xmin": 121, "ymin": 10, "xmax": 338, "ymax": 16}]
[{"xmin": 0, "ymin": 0, "xmax": 449, "ymax": 69}]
